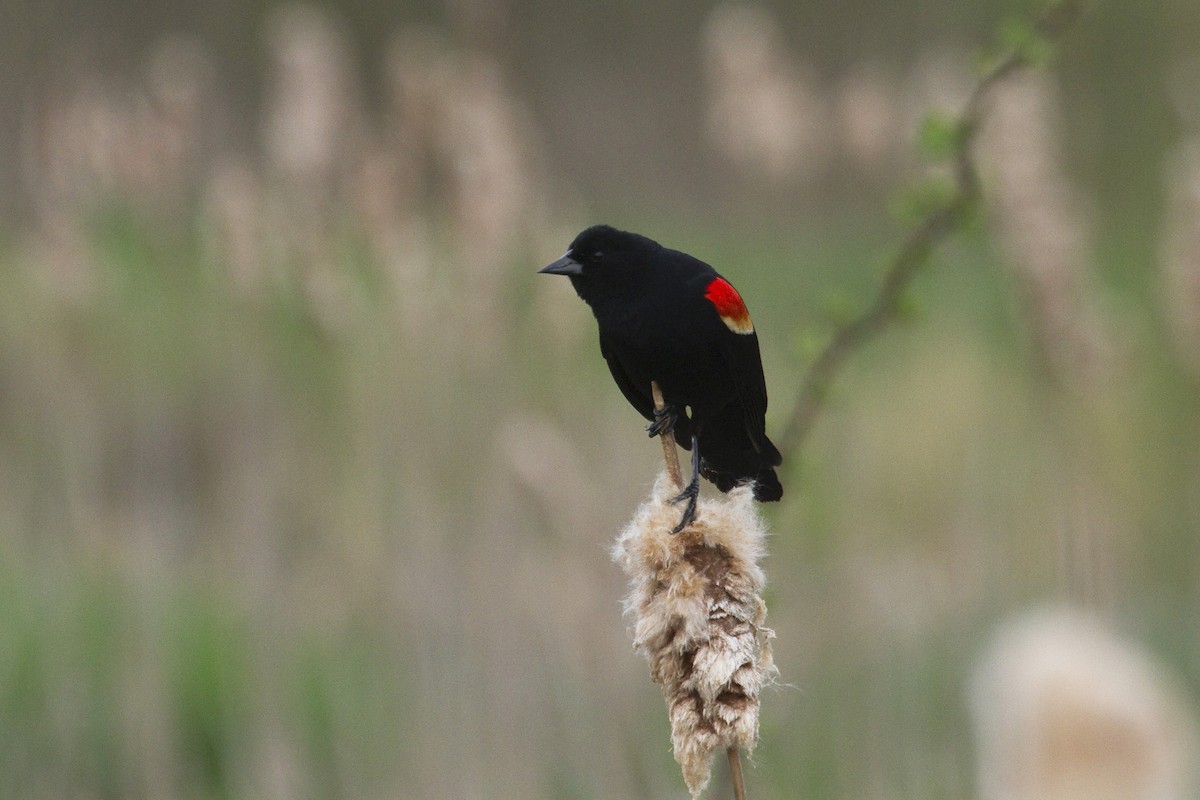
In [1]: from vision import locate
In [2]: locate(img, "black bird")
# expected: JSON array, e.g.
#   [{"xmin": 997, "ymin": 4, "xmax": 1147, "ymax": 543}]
[{"xmin": 539, "ymin": 224, "xmax": 782, "ymax": 532}]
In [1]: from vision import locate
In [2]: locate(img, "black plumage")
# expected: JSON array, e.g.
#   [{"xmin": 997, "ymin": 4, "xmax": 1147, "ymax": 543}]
[{"xmin": 540, "ymin": 225, "xmax": 781, "ymax": 527}]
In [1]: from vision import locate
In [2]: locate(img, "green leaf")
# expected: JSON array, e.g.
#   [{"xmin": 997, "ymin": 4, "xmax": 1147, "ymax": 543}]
[
  {"xmin": 889, "ymin": 174, "xmax": 959, "ymax": 225},
  {"xmin": 972, "ymin": 45, "xmax": 1004, "ymax": 77},
  {"xmin": 792, "ymin": 329, "xmax": 825, "ymax": 361},
  {"xmin": 821, "ymin": 289, "xmax": 858, "ymax": 327},
  {"xmin": 999, "ymin": 15, "xmax": 1054, "ymax": 68},
  {"xmin": 999, "ymin": 17, "xmax": 1035, "ymax": 50},
  {"xmin": 918, "ymin": 113, "xmax": 965, "ymax": 161}
]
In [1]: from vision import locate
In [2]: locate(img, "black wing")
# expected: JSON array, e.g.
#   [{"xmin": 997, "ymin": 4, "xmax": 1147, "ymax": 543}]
[
  {"xmin": 721, "ymin": 332, "xmax": 777, "ymax": 458},
  {"xmin": 599, "ymin": 332, "xmax": 695, "ymax": 450},
  {"xmin": 599, "ymin": 332, "xmax": 654, "ymax": 421},
  {"xmin": 676, "ymin": 263, "xmax": 777, "ymax": 463}
]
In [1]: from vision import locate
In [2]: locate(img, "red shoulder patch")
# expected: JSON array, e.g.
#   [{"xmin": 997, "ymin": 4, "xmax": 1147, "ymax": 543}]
[{"xmin": 704, "ymin": 277, "xmax": 754, "ymax": 334}]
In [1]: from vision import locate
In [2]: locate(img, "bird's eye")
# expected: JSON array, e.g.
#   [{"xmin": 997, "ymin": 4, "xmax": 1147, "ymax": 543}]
[{"xmin": 592, "ymin": 250, "xmax": 604, "ymax": 261}]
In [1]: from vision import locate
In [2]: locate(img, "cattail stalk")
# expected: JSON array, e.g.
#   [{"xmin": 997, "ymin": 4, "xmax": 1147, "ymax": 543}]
[
  {"xmin": 651, "ymin": 381, "xmax": 684, "ymax": 488},
  {"xmin": 612, "ymin": 381, "xmax": 773, "ymax": 798}
]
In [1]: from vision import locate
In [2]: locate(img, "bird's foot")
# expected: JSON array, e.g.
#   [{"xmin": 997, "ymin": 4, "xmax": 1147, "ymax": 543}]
[
  {"xmin": 669, "ymin": 478, "xmax": 699, "ymax": 534},
  {"xmin": 668, "ymin": 433, "xmax": 702, "ymax": 534},
  {"xmin": 647, "ymin": 404, "xmax": 677, "ymax": 438}
]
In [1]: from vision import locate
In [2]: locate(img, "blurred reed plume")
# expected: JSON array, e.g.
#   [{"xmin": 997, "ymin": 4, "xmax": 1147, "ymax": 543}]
[
  {"xmin": 1159, "ymin": 139, "xmax": 1200, "ymax": 377},
  {"xmin": 971, "ymin": 607, "xmax": 1199, "ymax": 800},
  {"xmin": 702, "ymin": 2, "xmax": 829, "ymax": 185},
  {"xmin": 832, "ymin": 63, "xmax": 904, "ymax": 172},
  {"xmin": 612, "ymin": 474, "xmax": 775, "ymax": 798},
  {"xmin": 22, "ymin": 35, "xmax": 221, "ymax": 220},
  {"xmin": 263, "ymin": 5, "xmax": 363, "ymax": 193},
  {"xmin": 975, "ymin": 69, "xmax": 1128, "ymax": 608},
  {"xmin": 977, "ymin": 73, "xmax": 1112, "ymax": 385},
  {"xmin": 701, "ymin": 5, "xmax": 983, "ymax": 186},
  {"xmin": 19, "ymin": 1, "xmax": 553, "ymax": 335},
  {"xmin": 20, "ymin": 34, "xmax": 222, "ymax": 299}
]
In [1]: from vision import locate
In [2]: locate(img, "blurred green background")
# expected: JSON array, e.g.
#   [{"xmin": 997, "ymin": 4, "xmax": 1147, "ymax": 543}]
[{"xmin": 2, "ymin": 0, "xmax": 1200, "ymax": 798}]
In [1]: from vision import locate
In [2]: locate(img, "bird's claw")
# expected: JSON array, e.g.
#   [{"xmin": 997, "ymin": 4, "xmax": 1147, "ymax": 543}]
[
  {"xmin": 647, "ymin": 405, "xmax": 677, "ymax": 438},
  {"xmin": 667, "ymin": 433, "xmax": 703, "ymax": 534},
  {"xmin": 669, "ymin": 479, "xmax": 699, "ymax": 534}
]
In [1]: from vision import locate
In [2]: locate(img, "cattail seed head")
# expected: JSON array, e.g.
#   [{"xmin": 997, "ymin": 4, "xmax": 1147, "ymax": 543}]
[
  {"xmin": 612, "ymin": 473, "xmax": 775, "ymax": 797},
  {"xmin": 971, "ymin": 607, "xmax": 1199, "ymax": 800}
]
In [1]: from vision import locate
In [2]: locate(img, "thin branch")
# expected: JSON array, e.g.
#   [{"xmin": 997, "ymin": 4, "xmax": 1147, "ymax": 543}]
[{"xmin": 777, "ymin": 0, "xmax": 1082, "ymax": 461}]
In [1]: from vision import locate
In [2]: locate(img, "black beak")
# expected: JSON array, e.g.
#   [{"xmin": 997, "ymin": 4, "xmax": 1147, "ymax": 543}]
[{"xmin": 538, "ymin": 253, "xmax": 583, "ymax": 276}]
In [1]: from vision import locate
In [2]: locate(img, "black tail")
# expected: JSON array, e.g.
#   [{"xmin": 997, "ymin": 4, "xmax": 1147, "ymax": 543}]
[
  {"xmin": 696, "ymin": 408, "xmax": 783, "ymax": 502},
  {"xmin": 699, "ymin": 451, "xmax": 782, "ymax": 501}
]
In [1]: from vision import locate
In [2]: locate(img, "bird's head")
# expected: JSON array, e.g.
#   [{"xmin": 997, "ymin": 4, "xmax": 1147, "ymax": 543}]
[{"xmin": 538, "ymin": 225, "xmax": 661, "ymax": 305}]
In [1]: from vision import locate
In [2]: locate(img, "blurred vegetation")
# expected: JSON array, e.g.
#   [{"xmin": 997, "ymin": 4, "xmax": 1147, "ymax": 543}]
[{"xmin": 2, "ymin": 0, "xmax": 1200, "ymax": 798}]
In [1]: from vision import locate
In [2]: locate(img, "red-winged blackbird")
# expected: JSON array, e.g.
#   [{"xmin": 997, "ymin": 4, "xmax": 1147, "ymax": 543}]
[{"xmin": 540, "ymin": 224, "xmax": 782, "ymax": 531}]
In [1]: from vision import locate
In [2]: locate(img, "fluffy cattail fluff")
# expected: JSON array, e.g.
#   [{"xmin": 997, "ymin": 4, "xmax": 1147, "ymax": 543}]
[{"xmin": 612, "ymin": 473, "xmax": 775, "ymax": 798}]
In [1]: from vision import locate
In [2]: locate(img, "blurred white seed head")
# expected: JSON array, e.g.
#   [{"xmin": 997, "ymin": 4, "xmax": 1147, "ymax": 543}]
[
  {"xmin": 500, "ymin": 413, "xmax": 595, "ymax": 535},
  {"xmin": 612, "ymin": 474, "xmax": 775, "ymax": 798},
  {"xmin": 1159, "ymin": 139, "xmax": 1200, "ymax": 376},
  {"xmin": 143, "ymin": 36, "xmax": 221, "ymax": 193},
  {"xmin": 263, "ymin": 4, "xmax": 362, "ymax": 188},
  {"xmin": 385, "ymin": 25, "xmax": 459, "ymax": 146},
  {"xmin": 348, "ymin": 140, "xmax": 436, "ymax": 335},
  {"xmin": 203, "ymin": 158, "xmax": 267, "ymax": 297},
  {"xmin": 19, "ymin": 37, "xmax": 222, "ymax": 299},
  {"xmin": 834, "ymin": 64, "xmax": 903, "ymax": 171},
  {"xmin": 435, "ymin": 54, "xmax": 536, "ymax": 267},
  {"xmin": 23, "ymin": 36, "xmax": 219, "ymax": 212},
  {"xmin": 385, "ymin": 25, "xmax": 542, "ymax": 268},
  {"xmin": 977, "ymin": 73, "xmax": 1112, "ymax": 384},
  {"xmin": 382, "ymin": 25, "xmax": 546, "ymax": 362},
  {"xmin": 702, "ymin": 2, "xmax": 829, "ymax": 184},
  {"xmin": 146, "ymin": 36, "xmax": 215, "ymax": 115},
  {"xmin": 971, "ymin": 607, "xmax": 1199, "ymax": 800}
]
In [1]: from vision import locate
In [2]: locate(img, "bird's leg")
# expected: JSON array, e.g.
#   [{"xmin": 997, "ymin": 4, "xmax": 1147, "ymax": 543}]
[
  {"xmin": 669, "ymin": 434, "xmax": 701, "ymax": 534},
  {"xmin": 647, "ymin": 403, "xmax": 677, "ymax": 438}
]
